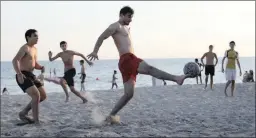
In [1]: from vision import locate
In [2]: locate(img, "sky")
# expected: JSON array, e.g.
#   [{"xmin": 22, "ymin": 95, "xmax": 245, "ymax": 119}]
[{"xmin": 1, "ymin": 1, "xmax": 255, "ymax": 61}]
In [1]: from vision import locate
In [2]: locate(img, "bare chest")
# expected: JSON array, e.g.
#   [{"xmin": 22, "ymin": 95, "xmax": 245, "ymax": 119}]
[
  {"xmin": 117, "ymin": 26, "xmax": 130, "ymax": 37},
  {"xmin": 22, "ymin": 48, "xmax": 36, "ymax": 60},
  {"xmin": 60, "ymin": 52, "xmax": 73, "ymax": 62}
]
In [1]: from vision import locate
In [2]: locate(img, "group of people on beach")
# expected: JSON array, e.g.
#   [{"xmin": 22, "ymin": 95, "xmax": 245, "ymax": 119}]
[
  {"xmin": 11, "ymin": 6, "xmax": 250, "ymax": 125},
  {"xmin": 194, "ymin": 43, "xmax": 254, "ymax": 97}
]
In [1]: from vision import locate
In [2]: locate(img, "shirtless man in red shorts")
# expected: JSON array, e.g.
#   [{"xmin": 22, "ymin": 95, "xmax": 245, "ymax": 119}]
[{"xmin": 87, "ymin": 6, "xmax": 189, "ymax": 124}]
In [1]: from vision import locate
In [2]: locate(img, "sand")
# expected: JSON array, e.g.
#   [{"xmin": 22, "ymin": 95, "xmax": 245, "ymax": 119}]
[{"xmin": 1, "ymin": 83, "xmax": 255, "ymax": 137}]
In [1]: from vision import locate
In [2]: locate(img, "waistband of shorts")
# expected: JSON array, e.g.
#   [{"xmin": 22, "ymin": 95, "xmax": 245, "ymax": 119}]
[
  {"xmin": 120, "ymin": 53, "xmax": 135, "ymax": 58},
  {"xmin": 205, "ymin": 65, "xmax": 215, "ymax": 67},
  {"xmin": 20, "ymin": 71, "xmax": 33, "ymax": 74},
  {"xmin": 64, "ymin": 68, "xmax": 75, "ymax": 73}
]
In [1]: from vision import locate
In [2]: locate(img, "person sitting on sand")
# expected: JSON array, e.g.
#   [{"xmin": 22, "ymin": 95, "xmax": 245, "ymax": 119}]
[
  {"xmin": 12, "ymin": 29, "xmax": 47, "ymax": 125},
  {"xmin": 87, "ymin": 6, "xmax": 190, "ymax": 124},
  {"xmin": 48, "ymin": 41, "xmax": 93, "ymax": 103},
  {"xmin": 246, "ymin": 70, "xmax": 254, "ymax": 82},
  {"xmin": 243, "ymin": 71, "xmax": 249, "ymax": 83}
]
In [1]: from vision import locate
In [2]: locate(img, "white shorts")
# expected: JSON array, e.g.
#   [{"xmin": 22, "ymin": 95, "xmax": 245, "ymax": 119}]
[{"xmin": 225, "ymin": 69, "xmax": 236, "ymax": 81}]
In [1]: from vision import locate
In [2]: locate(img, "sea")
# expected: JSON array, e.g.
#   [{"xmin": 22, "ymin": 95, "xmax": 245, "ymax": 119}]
[{"xmin": 1, "ymin": 57, "xmax": 255, "ymax": 95}]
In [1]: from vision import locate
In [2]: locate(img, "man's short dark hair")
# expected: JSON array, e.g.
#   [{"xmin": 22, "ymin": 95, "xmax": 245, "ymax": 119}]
[
  {"xmin": 195, "ymin": 58, "xmax": 198, "ymax": 62},
  {"xmin": 209, "ymin": 45, "xmax": 213, "ymax": 48},
  {"xmin": 80, "ymin": 60, "xmax": 84, "ymax": 64},
  {"xmin": 25, "ymin": 29, "xmax": 37, "ymax": 42},
  {"xmin": 60, "ymin": 41, "xmax": 67, "ymax": 46},
  {"xmin": 120, "ymin": 6, "xmax": 134, "ymax": 16},
  {"xmin": 230, "ymin": 41, "xmax": 235, "ymax": 44},
  {"xmin": 114, "ymin": 70, "xmax": 117, "ymax": 73}
]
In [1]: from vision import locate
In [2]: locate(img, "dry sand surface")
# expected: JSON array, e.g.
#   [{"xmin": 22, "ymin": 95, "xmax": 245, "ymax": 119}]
[{"xmin": 1, "ymin": 83, "xmax": 255, "ymax": 137}]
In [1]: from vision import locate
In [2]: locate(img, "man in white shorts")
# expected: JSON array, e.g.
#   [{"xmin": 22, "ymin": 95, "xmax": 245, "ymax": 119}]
[{"xmin": 221, "ymin": 41, "xmax": 242, "ymax": 97}]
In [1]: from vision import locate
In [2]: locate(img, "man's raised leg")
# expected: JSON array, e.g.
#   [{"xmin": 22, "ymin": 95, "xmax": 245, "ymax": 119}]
[{"xmin": 137, "ymin": 61, "xmax": 188, "ymax": 85}]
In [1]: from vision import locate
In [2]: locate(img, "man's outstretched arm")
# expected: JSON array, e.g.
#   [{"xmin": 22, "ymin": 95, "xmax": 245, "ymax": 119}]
[
  {"xmin": 72, "ymin": 51, "xmax": 92, "ymax": 65},
  {"xmin": 92, "ymin": 23, "xmax": 118, "ymax": 54},
  {"xmin": 49, "ymin": 52, "xmax": 60, "ymax": 62}
]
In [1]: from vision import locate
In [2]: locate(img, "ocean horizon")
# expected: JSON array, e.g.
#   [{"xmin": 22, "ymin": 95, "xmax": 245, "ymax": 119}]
[{"xmin": 1, "ymin": 57, "xmax": 255, "ymax": 95}]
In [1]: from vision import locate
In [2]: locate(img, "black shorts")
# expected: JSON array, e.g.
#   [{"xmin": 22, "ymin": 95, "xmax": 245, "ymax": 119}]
[
  {"xmin": 81, "ymin": 73, "xmax": 86, "ymax": 83},
  {"xmin": 205, "ymin": 65, "xmax": 215, "ymax": 76},
  {"xmin": 198, "ymin": 72, "xmax": 201, "ymax": 77},
  {"xmin": 63, "ymin": 68, "xmax": 76, "ymax": 87},
  {"xmin": 16, "ymin": 71, "xmax": 43, "ymax": 93}
]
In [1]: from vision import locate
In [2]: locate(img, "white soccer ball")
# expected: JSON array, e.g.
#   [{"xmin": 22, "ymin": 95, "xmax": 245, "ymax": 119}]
[{"xmin": 183, "ymin": 62, "xmax": 200, "ymax": 78}]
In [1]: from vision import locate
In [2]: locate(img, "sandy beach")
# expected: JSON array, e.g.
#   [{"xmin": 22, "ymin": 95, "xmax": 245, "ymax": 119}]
[{"xmin": 1, "ymin": 83, "xmax": 255, "ymax": 137}]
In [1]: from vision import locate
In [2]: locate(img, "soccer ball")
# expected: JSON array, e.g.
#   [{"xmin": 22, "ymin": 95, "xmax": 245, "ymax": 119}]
[{"xmin": 183, "ymin": 62, "xmax": 200, "ymax": 78}]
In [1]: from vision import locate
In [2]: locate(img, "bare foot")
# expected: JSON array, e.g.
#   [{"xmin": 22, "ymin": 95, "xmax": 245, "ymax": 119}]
[
  {"xmin": 19, "ymin": 112, "xmax": 34, "ymax": 123},
  {"xmin": 82, "ymin": 98, "xmax": 88, "ymax": 103},
  {"xmin": 175, "ymin": 75, "xmax": 188, "ymax": 85},
  {"xmin": 65, "ymin": 97, "xmax": 69, "ymax": 102},
  {"xmin": 34, "ymin": 121, "xmax": 41, "ymax": 126},
  {"xmin": 105, "ymin": 115, "xmax": 120, "ymax": 124},
  {"xmin": 224, "ymin": 91, "xmax": 228, "ymax": 97}
]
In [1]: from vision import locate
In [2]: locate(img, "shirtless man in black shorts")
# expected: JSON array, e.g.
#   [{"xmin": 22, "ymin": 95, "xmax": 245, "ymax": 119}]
[
  {"xmin": 201, "ymin": 45, "xmax": 218, "ymax": 90},
  {"xmin": 48, "ymin": 41, "xmax": 93, "ymax": 102},
  {"xmin": 12, "ymin": 29, "xmax": 47, "ymax": 125}
]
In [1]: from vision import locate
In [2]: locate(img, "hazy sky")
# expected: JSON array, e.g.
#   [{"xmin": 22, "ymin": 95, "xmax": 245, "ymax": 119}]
[{"xmin": 1, "ymin": 1, "xmax": 255, "ymax": 61}]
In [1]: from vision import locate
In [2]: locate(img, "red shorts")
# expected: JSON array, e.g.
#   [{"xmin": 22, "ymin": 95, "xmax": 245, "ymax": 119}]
[{"xmin": 118, "ymin": 53, "xmax": 143, "ymax": 83}]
